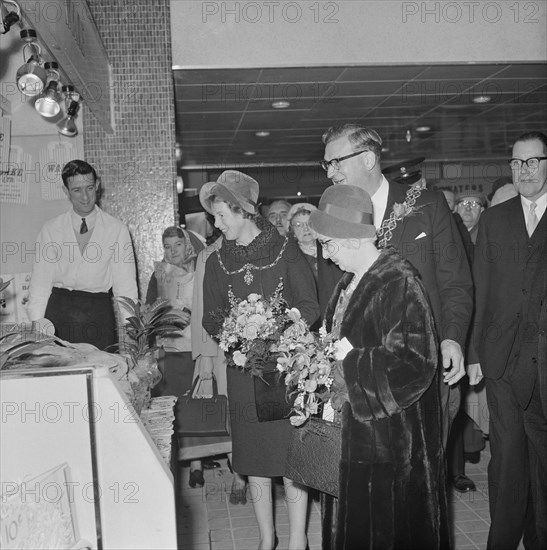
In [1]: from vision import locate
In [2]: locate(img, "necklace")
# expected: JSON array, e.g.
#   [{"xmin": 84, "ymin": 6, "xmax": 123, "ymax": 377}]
[
  {"xmin": 377, "ymin": 184, "xmax": 423, "ymax": 248},
  {"xmin": 215, "ymin": 236, "xmax": 289, "ymax": 285}
]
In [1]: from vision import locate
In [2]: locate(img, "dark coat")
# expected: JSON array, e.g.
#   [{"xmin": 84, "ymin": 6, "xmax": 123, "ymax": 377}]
[
  {"xmin": 469, "ymin": 196, "xmax": 546, "ymax": 402},
  {"xmin": 323, "ymin": 248, "xmax": 449, "ymax": 550}
]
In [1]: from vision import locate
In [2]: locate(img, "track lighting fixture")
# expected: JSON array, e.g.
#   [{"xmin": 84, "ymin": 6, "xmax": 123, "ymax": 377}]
[
  {"xmin": 57, "ymin": 85, "xmax": 81, "ymax": 137},
  {"xmin": 35, "ymin": 62, "xmax": 61, "ymax": 118},
  {"xmin": 1, "ymin": 0, "xmax": 20, "ymax": 34},
  {"xmin": 15, "ymin": 31, "xmax": 47, "ymax": 96}
]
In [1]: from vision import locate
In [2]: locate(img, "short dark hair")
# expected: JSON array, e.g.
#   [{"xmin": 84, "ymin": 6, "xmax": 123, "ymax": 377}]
[
  {"xmin": 162, "ymin": 226, "xmax": 185, "ymax": 242},
  {"xmin": 61, "ymin": 160, "xmax": 98, "ymax": 188},
  {"xmin": 514, "ymin": 131, "xmax": 547, "ymax": 156},
  {"xmin": 322, "ymin": 124, "xmax": 383, "ymax": 161},
  {"xmin": 210, "ymin": 195, "xmax": 258, "ymax": 221}
]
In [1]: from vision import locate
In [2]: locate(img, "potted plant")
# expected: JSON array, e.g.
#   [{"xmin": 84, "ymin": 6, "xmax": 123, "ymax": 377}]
[{"xmin": 115, "ymin": 296, "xmax": 187, "ymax": 412}]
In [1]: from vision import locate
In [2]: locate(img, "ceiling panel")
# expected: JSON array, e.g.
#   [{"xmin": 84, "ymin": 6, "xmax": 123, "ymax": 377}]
[{"xmin": 173, "ymin": 63, "xmax": 547, "ymax": 167}]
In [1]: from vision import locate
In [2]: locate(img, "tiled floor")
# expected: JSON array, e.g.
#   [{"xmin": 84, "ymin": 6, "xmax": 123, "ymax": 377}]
[{"xmin": 176, "ymin": 441, "xmax": 524, "ymax": 550}]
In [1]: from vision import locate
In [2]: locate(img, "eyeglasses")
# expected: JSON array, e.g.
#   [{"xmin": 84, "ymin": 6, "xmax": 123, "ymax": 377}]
[
  {"xmin": 508, "ymin": 157, "xmax": 547, "ymax": 171},
  {"xmin": 456, "ymin": 200, "xmax": 483, "ymax": 210},
  {"xmin": 320, "ymin": 150, "xmax": 368, "ymax": 172},
  {"xmin": 291, "ymin": 221, "xmax": 310, "ymax": 230}
]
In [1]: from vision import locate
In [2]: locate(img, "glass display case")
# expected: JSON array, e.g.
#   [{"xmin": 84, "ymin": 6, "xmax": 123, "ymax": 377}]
[{"xmin": 0, "ymin": 364, "xmax": 177, "ymax": 549}]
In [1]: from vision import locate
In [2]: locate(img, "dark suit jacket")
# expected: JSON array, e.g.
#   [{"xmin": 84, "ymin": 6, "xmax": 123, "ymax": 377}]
[
  {"xmin": 469, "ymin": 196, "xmax": 547, "ymax": 408},
  {"xmin": 381, "ymin": 182, "xmax": 473, "ymax": 350}
]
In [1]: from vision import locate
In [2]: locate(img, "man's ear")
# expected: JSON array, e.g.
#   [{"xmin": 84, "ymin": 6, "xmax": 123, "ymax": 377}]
[
  {"xmin": 62, "ymin": 185, "xmax": 69, "ymax": 199},
  {"xmin": 362, "ymin": 150, "xmax": 377, "ymax": 170}
]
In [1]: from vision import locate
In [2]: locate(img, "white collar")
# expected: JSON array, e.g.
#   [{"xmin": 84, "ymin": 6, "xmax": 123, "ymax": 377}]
[{"xmin": 520, "ymin": 192, "xmax": 547, "ymax": 219}]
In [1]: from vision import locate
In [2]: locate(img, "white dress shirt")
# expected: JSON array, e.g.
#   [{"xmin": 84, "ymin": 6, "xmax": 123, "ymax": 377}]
[
  {"xmin": 371, "ymin": 176, "xmax": 390, "ymax": 228},
  {"xmin": 520, "ymin": 192, "xmax": 547, "ymax": 234},
  {"xmin": 27, "ymin": 206, "xmax": 138, "ymax": 321}
]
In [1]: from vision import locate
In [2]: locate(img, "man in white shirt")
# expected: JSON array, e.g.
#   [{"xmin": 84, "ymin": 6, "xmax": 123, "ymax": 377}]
[{"xmin": 27, "ymin": 160, "xmax": 138, "ymax": 350}]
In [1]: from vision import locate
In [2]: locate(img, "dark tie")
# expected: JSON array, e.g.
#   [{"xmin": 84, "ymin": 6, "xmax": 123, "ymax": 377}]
[{"xmin": 80, "ymin": 218, "xmax": 88, "ymax": 234}]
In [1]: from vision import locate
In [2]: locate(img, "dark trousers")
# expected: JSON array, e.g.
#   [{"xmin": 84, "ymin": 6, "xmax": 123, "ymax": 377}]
[
  {"xmin": 486, "ymin": 375, "xmax": 547, "ymax": 550},
  {"xmin": 45, "ymin": 287, "xmax": 117, "ymax": 351}
]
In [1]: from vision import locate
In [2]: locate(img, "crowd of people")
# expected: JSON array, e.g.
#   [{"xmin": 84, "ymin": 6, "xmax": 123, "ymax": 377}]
[{"xmin": 25, "ymin": 126, "xmax": 547, "ymax": 550}]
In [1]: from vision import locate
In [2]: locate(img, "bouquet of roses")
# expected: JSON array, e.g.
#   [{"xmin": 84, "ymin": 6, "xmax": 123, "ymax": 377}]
[
  {"xmin": 273, "ymin": 324, "xmax": 337, "ymax": 426},
  {"xmin": 218, "ymin": 280, "xmax": 293, "ymax": 378}
]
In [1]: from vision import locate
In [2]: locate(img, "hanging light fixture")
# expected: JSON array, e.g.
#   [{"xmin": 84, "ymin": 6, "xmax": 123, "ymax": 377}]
[
  {"xmin": 1, "ymin": 0, "xmax": 20, "ymax": 34},
  {"xmin": 15, "ymin": 30, "xmax": 47, "ymax": 96},
  {"xmin": 35, "ymin": 61, "xmax": 61, "ymax": 117},
  {"xmin": 57, "ymin": 85, "xmax": 81, "ymax": 137}
]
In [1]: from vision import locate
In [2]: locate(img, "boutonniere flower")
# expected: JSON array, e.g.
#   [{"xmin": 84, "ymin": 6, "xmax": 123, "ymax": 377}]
[{"xmin": 392, "ymin": 201, "xmax": 414, "ymax": 220}]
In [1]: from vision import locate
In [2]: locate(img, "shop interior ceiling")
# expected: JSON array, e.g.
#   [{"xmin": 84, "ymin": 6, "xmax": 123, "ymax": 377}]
[{"xmin": 173, "ymin": 63, "xmax": 547, "ymax": 170}]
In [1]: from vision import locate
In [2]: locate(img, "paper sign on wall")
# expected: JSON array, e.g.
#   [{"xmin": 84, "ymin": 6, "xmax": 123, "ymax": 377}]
[
  {"xmin": 40, "ymin": 142, "xmax": 76, "ymax": 201},
  {"xmin": 0, "ymin": 145, "xmax": 29, "ymax": 205}
]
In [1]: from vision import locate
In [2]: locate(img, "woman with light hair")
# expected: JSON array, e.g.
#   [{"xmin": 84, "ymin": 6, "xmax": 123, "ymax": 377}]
[
  {"xmin": 307, "ymin": 185, "xmax": 449, "ymax": 550},
  {"xmin": 287, "ymin": 202, "xmax": 318, "ymax": 279}
]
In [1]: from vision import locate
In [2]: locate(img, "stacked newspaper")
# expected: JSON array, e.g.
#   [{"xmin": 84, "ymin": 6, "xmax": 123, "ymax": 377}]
[{"xmin": 140, "ymin": 396, "xmax": 177, "ymax": 465}]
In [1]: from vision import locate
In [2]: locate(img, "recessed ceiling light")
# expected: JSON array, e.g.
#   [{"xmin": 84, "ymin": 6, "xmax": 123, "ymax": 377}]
[
  {"xmin": 243, "ymin": 151, "xmax": 256, "ymax": 156},
  {"xmin": 415, "ymin": 126, "xmax": 431, "ymax": 132},
  {"xmin": 381, "ymin": 147, "xmax": 390, "ymax": 153},
  {"xmin": 271, "ymin": 100, "xmax": 290, "ymax": 109},
  {"xmin": 255, "ymin": 131, "xmax": 270, "ymax": 137},
  {"xmin": 296, "ymin": 191, "xmax": 302, "ymax": 197},
  {"xmin": 473, "ymin": 95, "xmax": 491, "ymax": 104}
]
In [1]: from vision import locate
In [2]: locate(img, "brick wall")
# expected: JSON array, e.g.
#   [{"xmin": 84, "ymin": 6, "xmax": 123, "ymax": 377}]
[{"xmin": 83, "ymin": 0, "xmax": 177, "ymax": 296}]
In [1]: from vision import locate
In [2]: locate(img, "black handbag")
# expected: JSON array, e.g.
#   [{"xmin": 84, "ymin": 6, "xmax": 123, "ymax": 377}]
[
  {"xmin": 253, "ymin": 368, "xmax": 294, "ymax": 422},
  {"xmin": 177, "ymin": 376, "xmax": 230, "ymax": 437},
  {"xmin": 284, "ymin": 417, "xmax": 341, "ymax": 497}
]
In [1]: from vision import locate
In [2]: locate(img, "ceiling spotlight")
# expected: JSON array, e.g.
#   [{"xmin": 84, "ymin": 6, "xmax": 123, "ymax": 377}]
[
  {"xmin": 1, "ymin": 0, "xmax": 20, "ymax": 34},
  {"xmin": 16, "ymin": 40, "xmax": 46, "ymax": 96},
  {"xmin": 415, "ymin": 125, "xmax": 431, "ymax": 132},
  {"xmin": 243, "ymin": 151, "xmax": 256, "ymax": 156},
  {"xmin": 271, "ymin": 100, "xmax": 290, "ymax": 109},
  {"xmin": 296, "ymin": 191, "xmax": 302, "ymax": 197},
  {"xmin": 381, "ymin": 147, "xmax": 390, "ymax": 153},
  {"xmin": 57, "ymin": 85, "xmax": 80, "ymax": 137},
  {"xmin": 473, "ymin": 95, "xmax": 491, "ymax": 104},
  {"xmin": 255, "ymin": 131, "xmax": 270, "ymax": 137},
  {"xmin": 405, "ymin": 129, "xmax": 412, "ymax": 143},
  {"xmin": 35, "ymin": 62, "xmax": 61, "ymax": 117}
]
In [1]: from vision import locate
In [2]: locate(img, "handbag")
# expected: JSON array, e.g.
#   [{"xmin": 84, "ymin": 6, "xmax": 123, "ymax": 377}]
[
  {"xmin": 177, "ymin": 376, "xmax": 230, "ymax": 437},
  {"xmin": 284, "ymin": 417, "xmax": 341, "ymax": 497},
  {"xmin": 254, "ymin": 368, "xmax": 294, "ymax": 422}
]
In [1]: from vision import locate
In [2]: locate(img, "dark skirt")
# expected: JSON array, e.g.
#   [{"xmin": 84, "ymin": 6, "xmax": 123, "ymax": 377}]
[
  {"xmin": 227, "ymin": 366, "xmax": 293, "ymax": 477},
  {"xmin": 153, "ymin": 351, "xmax": 195, "ymax": 430},
  {"xmin": 45, "ymin": 287, "xmax": 116, "ymax": 350}
]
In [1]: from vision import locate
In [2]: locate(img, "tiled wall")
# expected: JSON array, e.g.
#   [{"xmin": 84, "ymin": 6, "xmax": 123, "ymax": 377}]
[{"xmin": 83, "ymin": 0, "xmax": 177, "ymax": 296}]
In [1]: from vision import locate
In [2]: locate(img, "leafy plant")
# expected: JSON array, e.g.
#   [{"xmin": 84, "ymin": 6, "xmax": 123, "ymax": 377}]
[{"xmin": 114, "ymin": 297, "xmax": 187, "ymax": 366}]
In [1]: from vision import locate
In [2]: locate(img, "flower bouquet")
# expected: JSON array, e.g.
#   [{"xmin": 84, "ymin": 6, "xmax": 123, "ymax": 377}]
[
  {"xmin": 273, "ymin": 324, "xmax": 336, "ymax": 426},
  {"xmin": 218, "ymin": 280, "xmax": 304, "ymax": 422},
  {"xmin": 218, "ymin": 280, "xmax": 291, "ymax": 378}
]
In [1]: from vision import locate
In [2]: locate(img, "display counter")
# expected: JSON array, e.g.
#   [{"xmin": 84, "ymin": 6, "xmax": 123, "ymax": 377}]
[{"xmin": 0, "ymin": 364, "xmax": 177, "ymax": 549}]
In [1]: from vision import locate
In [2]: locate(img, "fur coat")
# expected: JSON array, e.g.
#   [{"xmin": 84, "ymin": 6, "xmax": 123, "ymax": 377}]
[{"xmin": 322, "ymin": 247, "xmax": 449, "ymax": 550}]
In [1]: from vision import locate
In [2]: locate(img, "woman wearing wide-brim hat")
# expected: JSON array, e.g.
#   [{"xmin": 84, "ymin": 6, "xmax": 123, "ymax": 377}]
[
  {"xmin": 309, "ymin": 185, "xmax": 449, "ymax": 550},
  {"xmin": 200, "ymin": 170, "xmax": 320, "ymax": 550}
]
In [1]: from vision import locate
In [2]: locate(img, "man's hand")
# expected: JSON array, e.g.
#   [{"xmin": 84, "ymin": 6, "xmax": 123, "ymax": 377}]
[
  {"xmin": 441, "ymin": 339, "xmax": 465, "ymax": 385},
  {"xmin": 467, "ymin": 363, "xmax": 484, "ymax": 385},
  {"xmin": 198, "ymin": 356, "xmax": 214, "ymax": 380}
]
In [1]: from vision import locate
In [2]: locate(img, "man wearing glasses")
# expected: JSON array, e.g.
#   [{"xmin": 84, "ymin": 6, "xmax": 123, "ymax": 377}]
[
  {"xmin": 469, "ymin": 131, "xmax": 547, "ymax": 549},
  {"xmin": 319, "ymin": 123, "xmax": 473, "ymax": 449},
  {"xmin": 455, "ymin": 190, "xmax": 486, "ymax": 243}
]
